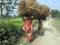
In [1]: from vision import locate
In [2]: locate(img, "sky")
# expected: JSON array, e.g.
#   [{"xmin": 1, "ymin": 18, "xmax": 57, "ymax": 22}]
[{"xmin": 37, "ymin": 0, "xmax": 60, "ymax": 10}]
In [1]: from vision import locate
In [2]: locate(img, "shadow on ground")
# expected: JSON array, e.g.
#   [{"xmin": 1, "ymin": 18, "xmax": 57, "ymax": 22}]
[
  {"xmin": 43, "ymin": 28, "xmax": 52, "ymax": 31},
  {"xmin": 32, "ymin": 28, "xmax": 52, "ymax": 41}
]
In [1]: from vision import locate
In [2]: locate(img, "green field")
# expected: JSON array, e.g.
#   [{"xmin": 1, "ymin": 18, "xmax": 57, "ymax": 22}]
[
  {"xmin": 0, "ymin": 18, "xmax": 37, "ymax": 27},
  {"xmin": 0, "ymin": 18, "xmax": 23, "ymax": 29}
]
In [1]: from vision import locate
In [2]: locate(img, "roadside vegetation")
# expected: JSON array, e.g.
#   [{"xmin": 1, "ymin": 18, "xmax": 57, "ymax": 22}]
[
  {"xmin": 0, "ymin": 18, "xmax": 24, "ymax": 45},
  {"xmin": 0, "ymin": 18, "xmax": 37, "ymax": 45},
  {"xmin": 52, "ymin": 18, "xmax": 60, "ymax": 33}
]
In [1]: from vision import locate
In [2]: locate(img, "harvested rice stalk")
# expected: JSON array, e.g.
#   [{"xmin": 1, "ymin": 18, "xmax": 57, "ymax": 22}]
[{"xmin": 18, "ymin": 0, "xmax": 50, "ymax": 19}]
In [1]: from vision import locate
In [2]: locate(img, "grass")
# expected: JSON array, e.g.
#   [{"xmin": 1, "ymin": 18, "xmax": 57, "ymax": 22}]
[
  {"xmin": 52, "ymin": 18, "xmax": 60, "ymax": 32},
  {"xmin": 54, "ymin": 18, "xmax": 60, "ymax": 22},
  {"xmin": 0, "ymin": 18, "xmax": 24, "ymax": 45},
  {"xmin": 0, "ymin": 18, "xmax": 38, "ymax": 31},
  {"xmin": 0, "ymin": 18, "xmax": 38, "ymax": 36},
  {"xmin": 0, "ymin": 18, "xmax": 23, "ymax": 29},
  {"xmin": 0, "ymin": 18, "xmax": 38, "ymax": 45}
]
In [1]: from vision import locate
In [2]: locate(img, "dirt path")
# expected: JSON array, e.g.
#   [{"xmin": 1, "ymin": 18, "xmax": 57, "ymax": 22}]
[
  {"xmin": 30, "ymin": 19, "xmax": 60, "ymax": 45},
  {"xmin": 17, "ymin": 19, "xmax": 60, "ymax": 45}
]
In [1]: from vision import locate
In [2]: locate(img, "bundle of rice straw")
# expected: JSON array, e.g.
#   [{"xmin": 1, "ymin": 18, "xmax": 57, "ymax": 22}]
[{"xmin": 18, "ymin": 0, "xmax": 50, "ymax": 19}]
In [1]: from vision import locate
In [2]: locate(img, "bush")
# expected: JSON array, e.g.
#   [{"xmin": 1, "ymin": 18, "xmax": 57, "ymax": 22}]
[{"xmin": 0, "ymin": 23, "xmax": 24, "ymax": 45}]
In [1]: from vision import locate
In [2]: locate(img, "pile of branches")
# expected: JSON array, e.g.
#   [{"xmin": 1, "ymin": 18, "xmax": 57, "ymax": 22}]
[{"xmin": 18, "ymin": 0, "xmax": 50, "ymax": 19}]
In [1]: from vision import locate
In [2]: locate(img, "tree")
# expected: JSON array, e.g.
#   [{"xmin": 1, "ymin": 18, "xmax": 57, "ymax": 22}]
[
  {"xmin": 51, "ymin": 9, "xmax": 60, "ymax": 18},
  {"xmin": 0, "ymin": 0, "xmax": 18, "ymax": 18}
]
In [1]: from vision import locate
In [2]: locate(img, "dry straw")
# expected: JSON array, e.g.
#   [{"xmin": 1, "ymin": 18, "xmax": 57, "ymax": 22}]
[{"xmin": 18, "ymin": 0, "xmax": 50, "ymax": 17}]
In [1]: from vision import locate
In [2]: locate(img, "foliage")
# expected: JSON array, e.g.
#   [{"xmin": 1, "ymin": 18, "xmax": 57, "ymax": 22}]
[
  {"xmin": 52, "ymin": 18, "xmax": 60, "ymax": 33},
  {"xmin": 0, "ymin": 19, "xmax": 24, "ymax": 45},
  {"xmin": 51, "ymin": 9, "xmax": 60, "ymax": 18},
  {"xmin": 0, "ymin": 0, "xmax": 18, "ymax": 18}
]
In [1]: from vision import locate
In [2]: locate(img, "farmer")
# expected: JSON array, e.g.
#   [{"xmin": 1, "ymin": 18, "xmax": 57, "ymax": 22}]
[{"xmin": 22, "ymin": 15, "xmax": 34, "ymax": 41}]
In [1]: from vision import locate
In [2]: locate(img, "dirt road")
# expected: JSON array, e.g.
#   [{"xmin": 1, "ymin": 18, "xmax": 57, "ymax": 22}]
[
  {"xmin": 17, "ymin": 19, "xmax": 60, "ymax": 45},
  {"xmin": 30, "ymin": 19, "xmax": 60, "ymax": 45}
]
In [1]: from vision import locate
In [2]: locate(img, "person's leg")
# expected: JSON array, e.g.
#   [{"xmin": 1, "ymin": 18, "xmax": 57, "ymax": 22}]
[
  {"xmin": 25, "ymin": 25, "xmax": 33, "ymax": 41},
  {"xmin": 25, "ymin": 32, "xmax": 33, "ymax": 41},
  {"xmin": 38, "ymin": 20, "xmax": 44, "ymax": 35},
  {"xmin": 38, "ymin": 20, "xmax": 43, "ymax": 31}
]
